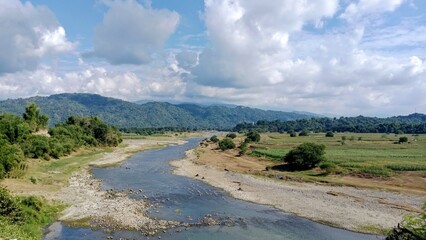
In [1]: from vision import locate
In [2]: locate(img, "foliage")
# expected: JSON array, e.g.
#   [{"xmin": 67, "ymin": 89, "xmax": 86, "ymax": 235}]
[
  {"xmin": 245, "ymin": 131, "xmax": 260, "ymax": 142},
  {"xmin": 218, "ymin": 139, "xmax": 236, "ymax": 151},
  {"xmin": 319, "ymin": 162, "xmax": 337, "ymax": 174},
  {"xmin": 239, "ymin": 142, "xmax": 248, "ymax": 156},
  {"xmin": 299, "ymin": 129, "xmax": 309, "ymax": 136},
  {"xmin": 23, "ymin": 102, "xmax": 48, "ymax": 132},
  {"xmin": 0, "ymin": 187, "xmax": 61, "ymax": 240},
  {"xmin": 325, "ymin": 131, "xmax": 334, "ymax": 137},
  {"xmin": 233, "ymin": 113, "xmax": 426, "ymax": 134},
  {"xmin": 0, "ymin": 139, "xmax": 25, "ymax": 179},
  {"xmin": 386, "ymin": 202, "xmax": 426, "ymax": 240},
  {"xmin": 226, "ymin": 133, "xmax": 237, "ymax": 139},
  {"xmin": 283, "ymin": 142, "xmax": 326, "ymax": 170},
  {"xmin": 399, "ymin": 136, "xmax": 408, "ymax": 143},
  {"xmin": 210, "ymin": 135, "xmax": 219, "ymax": 143}
]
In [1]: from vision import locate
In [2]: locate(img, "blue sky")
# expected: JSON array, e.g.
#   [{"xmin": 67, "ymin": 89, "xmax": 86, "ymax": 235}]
[{"xmin": 0, "ymin": 0, "xmax": 425, "ymax": 116}]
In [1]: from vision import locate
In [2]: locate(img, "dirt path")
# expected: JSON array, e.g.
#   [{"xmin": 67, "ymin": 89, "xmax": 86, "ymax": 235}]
[{"xmin": 170, "ymin": 149, "xmax": 425, "ymax": 233}]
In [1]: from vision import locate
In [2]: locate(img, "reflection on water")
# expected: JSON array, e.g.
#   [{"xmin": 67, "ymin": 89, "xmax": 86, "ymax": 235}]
[{"xmin": 44, "ymin": 138, "xmax": 382, "ymax": 240}]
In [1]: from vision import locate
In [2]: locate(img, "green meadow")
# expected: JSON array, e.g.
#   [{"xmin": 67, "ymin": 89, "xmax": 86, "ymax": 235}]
[{"xmin": 251, "ymin": 133, "xmax": 426, "ymax": 178}]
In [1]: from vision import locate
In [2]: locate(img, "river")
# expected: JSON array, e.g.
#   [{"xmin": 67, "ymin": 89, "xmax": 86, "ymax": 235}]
[{"xmin": 44, "ymin": 138, "xmax": 382, "ymax": 239}]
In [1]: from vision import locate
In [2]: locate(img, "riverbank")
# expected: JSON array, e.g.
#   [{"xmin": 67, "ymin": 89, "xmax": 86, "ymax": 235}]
[
  {"xmin": 170, "ymin": 149, "xmax": 425, "ymax": 234},
  {"xmin": 1, "ymin": 138, "xmax": 186, "ymax": 236}
]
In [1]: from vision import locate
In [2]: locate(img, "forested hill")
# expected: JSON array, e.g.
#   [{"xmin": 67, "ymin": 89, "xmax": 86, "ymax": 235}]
[
  {"xmin": 233, "ymin": 114, "xmax": 426, "ymax": 134},
  {"xmin": 0, "ymin": 93, "xmax": 317, "ymax": 130}
]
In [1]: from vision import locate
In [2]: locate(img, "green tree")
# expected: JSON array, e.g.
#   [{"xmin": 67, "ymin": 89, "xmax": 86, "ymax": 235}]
[
  {"xmin": 22, "ymin": 103, "xmax": 48, "ymax": 132},
  {"xmin": 283, "ymin": 142, "xmax": 326, "ymax": 170},
  {"xmin": 239, "ymin": 142, "xmax": 248, "ymax": 156},
  {"xmin": 325, "ymin": 131, "xmax": 334, "ymax": 137},
  {"xmin": 298, "ymin": 129, "xmax": 309, "ymax": 136},
  {"xmin": 0, "ymin": 114, "xmax": 31, "ymax": 144},
  {"xmin": 210, "ymin": 135, "xmax": 219, "ymax": 143},
  {"xmin": 226, "ymin": 133, "xmax": 237, "ymax": 139},
  {"xmin": 218, "ymin": 139, "xmax": 236, "ymax": 151},
  {"xmin": 245, "ymin": 131, "xmax": 260, "ymax": 142},
  {"xmin": 0, "ymin": 140, "xmax": 25, "ymax": 179},
  {"xmin": 399, "ymin": 136, "xmax": 408, "ymax": 143}
]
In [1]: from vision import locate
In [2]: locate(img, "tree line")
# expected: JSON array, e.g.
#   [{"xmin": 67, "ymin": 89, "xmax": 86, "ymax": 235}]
[
  {"xmin": 0, "ymin": 103, "xmax": 122, "ymax": 179},
  {"xmin": 233, "ymin": 114, "xmax": 426, "ymax": 134}
]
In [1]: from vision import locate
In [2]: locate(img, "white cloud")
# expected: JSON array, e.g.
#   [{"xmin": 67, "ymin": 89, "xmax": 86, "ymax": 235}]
[
  {"xmin": 0, "ymin": 0, "xmax": 75, "ymax": 73},
  {"xmin": 88, "ymin": 0, "xmax": 180, "ymax": 65},
  {"xmin": 191, "ymin": 0, "xmax": 339, "ymax": 88},
  {"xmin": 341, "ymin": 0, "xmax": 406, "ymax": 21}
]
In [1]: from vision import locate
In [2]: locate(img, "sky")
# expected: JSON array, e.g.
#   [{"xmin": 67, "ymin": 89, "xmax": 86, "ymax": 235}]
[{"xmin": 0, "ymin": 0, "xmax": 425, "ymax": 117}]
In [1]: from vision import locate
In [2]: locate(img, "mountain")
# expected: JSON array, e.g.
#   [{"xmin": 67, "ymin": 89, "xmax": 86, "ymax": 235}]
[{"xmin": 0, "ymin": 93, "xmax": 318, "ymax": 130}]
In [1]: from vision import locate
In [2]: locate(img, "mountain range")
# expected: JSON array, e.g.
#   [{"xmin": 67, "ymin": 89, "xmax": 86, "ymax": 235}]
[{"xmin": 0, "ymin": 93, "xmax": 319, "ymax": 130}]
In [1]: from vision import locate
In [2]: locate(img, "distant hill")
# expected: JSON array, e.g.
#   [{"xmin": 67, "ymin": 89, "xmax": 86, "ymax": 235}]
[{"xmin": 0, "ymin": 93, "xmax": 318, "ymax": 130}]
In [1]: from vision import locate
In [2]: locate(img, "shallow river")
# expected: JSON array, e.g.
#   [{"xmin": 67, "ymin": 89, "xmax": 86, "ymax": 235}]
[{"xmin": 44, "ymin": 138, "xmax": 382, "ymax": 240}]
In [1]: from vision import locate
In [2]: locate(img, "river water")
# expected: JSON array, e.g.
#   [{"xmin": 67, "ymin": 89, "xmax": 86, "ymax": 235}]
[{"xmin": 44, "ymin": 138, "xmax": 382, "ymax": 240}]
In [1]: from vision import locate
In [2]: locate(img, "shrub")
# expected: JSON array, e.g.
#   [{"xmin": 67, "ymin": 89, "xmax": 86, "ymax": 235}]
[
  {"xmin": 325, "ymin": 131, "xmax": 334, "ymax": 137},
  {"xmin": 210, "ymin": 135, "xmax": 219, "ymax": 143},
  {"xmin": 399, "ymin": 137, "xmax": 408, "ymax": 143},
  {"xmin": 245, "ymin": 131, "xmax": 260, "ymax": 142},
  {"xmin": 386, "ymin": 202, "xmax": 425, "ymax": 240},
  {"xmin": 218, "ymin": 139, "xmax": 236, "ymax": 151},
  {"xmin": 283, "ymin": 143, "xmax": 326, "ymax": 170},
  {"xmin": 299, "ymin": 130, "xmax": 309, "ymax": 136},
  {"xmin": 319, "ymin": 162, "xmax": 337, "ymax": 174},
  {"xmin": 289, "ymin": 132, "xmax": 297, "ymax": 137},
  {"xmin": 239, "ymin": 142, "xmax": 248, "ymax": 155},
  {"xmin": 226, "ymin": 133, "xmax": 237, "ymax": 139}
]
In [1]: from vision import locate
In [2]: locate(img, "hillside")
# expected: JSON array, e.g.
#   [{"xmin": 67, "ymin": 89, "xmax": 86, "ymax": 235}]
[{"xmin": 0, "ymin": 93, "xmax": 317, "ymax": 129}]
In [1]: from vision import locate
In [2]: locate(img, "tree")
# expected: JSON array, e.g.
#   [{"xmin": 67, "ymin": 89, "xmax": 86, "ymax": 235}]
[
  {"xmin": 245, "ymin": 131, "xmax": 260, "ymax": 142},
  {"xmin": 299, "ymin": 129, "xmax": 309, "ymax": 136},
  {"xmin": 226, "ymin": 133, "xmax": 237, "ymax": 139},
  {"xmin": 399, "ymin": 136, "xmax": 408, "ymax": 143},
  {"xmin": 325, "ymin": 131, "xmax": 334, "ymax": 137},
  {"xmin": 239, "ymin": 142, "xmax": 248, "ymax": 155},
  {"xmin": 23, "ymin": 103, "xmax": 48, "ymax": 132},
  {"xmin": 283, "ymin": 142, "xmax": 326, "ymax": 170},
  {"xmin": 210, "ymin": 135, "xmax": 219, "ymax": 143},
  {"xmin": 218, "ymin": 139, "xmax": 236, "ymax": 151}
]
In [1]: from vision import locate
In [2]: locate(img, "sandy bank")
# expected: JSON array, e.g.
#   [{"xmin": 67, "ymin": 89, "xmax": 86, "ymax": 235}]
[{"xmin": 170, "ymin": 150, "xmax": 425, "ymax": 233}]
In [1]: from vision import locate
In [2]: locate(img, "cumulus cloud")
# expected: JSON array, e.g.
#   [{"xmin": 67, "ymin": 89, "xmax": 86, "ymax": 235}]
[
  {"xmin": 88, "ymin": 0, "xmax": 179, "ymax": 65},
  {"xmin": 177, "ymin": 0, "xmax": 426, "ymax": 116},
  {"xmin": 190, "ymin": 0, "xmax": 339, "ymax": 87},
  {"xmin": 0, "ymin": 0, "xmax": 75, "ymax": 74},
  {"xmin": 341, "ymin": 0, "xmax": 406, "ymax": 21},
  {"xmin": 0, "ymin": 64, "xmax": 186, "ymax": 101}
]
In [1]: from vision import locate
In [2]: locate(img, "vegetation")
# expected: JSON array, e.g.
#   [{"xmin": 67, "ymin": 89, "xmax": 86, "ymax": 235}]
[
  {"xmin": 245, "ymin": 131, "xmax": 261, "ymax": 143},
  {"xmin": 325, "ymin": 131, "xmax": 334, "ymax": 137},
  {"xmin": 0, "ymin": 104, "xmax": 122, "ymax": 179},
  {"xmin": 233, "ymin": 113, "xmax": 426, "ymax": 134},
  {"xmin": 226, "ymin": 133, "xmax": 237, "ymax": 139},
  {"xmin": 299, "ymin": 129, "xmax": 309, "ymax": 136},
  {"xmin": 239, "ymin": 142, "xmax": 248, "ymax": 156},
  {"xmin": 0, "ymin": 93, "xmax": 317, "ymax": 130},
  {"xmin": 210, "ymin": 135, "xmax": 219, "ymax": 143},
  {"xmin": 386, "ymin": 202, "xmax": 426, "ymax": 240},
  {"xmin": 399, "ymin": 136, "xmax": 408, "ymax": 143},
  {"xmin": 283, "ymin": 143, "xmax": 326, "ymax": 170},
  {"xmin": 0, "ymin": 187, "xmax": 62, "ymax": 240},
  {"xmin": 218, "ymin": 139, "xmax": 236, "ymax": 151},
  {"xmin": 248, "ymin": 132, "xmax": 426, "ymax": 180}
]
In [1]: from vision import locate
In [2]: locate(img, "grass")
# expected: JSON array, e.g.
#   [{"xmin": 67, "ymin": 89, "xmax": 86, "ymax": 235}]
[{"xmin": 251, "ymin": 132, "xmax": 426, "ymax": 178}]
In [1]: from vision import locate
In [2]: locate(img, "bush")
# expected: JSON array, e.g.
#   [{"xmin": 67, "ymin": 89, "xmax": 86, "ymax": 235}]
[
  {"xmin": 289, "ymin": 132, "xmax": 297, "ymax": 137},
  {"xmin": 299, "ymin": 130, "xmax": 309, "ymax": 136},
  {"xmin": 386, "ymin": 202, "xmax": 425, "ymax": 240},
  {"xmin": 218, "ymin": 139, "xmax": 236, "ymax": 151},
  {"xmin": 239, "ymin": 142, "xmax": 248, "ymax": 155},
  {"xmin": 226, "ymin": 133, "xmax": 237, "ymax": 139},
  {"xmin": 210, "ymin": 135, "xmax": 219, "ymax": 143},
  {"xmin": 399, "ymin": 136, "xmax": 408, "ymax": 143},
  {"xmin": 283, "ymin": 143, "xmax": 326, "ymax": 170},
  {"xmin": 245, "ymin": 131, "xmax": 260, "ymax": 142},
  {"xmin": 325, "ymin": 131, "xmax": 334, "ymax": 137},
  {"xmin": 319, "ymin": 162, "xmax": 337, "ymax": 174}
]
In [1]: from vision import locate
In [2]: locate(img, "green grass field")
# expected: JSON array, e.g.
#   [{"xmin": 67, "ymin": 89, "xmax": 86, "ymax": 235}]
[{"xmin": 251, "ymin": 132, "xmax": 426, "ymax": 177}]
